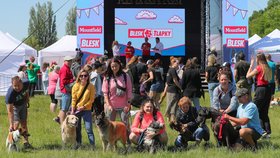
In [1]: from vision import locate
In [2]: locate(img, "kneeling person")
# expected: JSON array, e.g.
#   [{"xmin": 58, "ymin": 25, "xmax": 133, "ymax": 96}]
[
  {"xmin": 173, "ymin": 97, "xmax": 209, "ymax": 148},
  {"xmin": 224, "ymin": 88, "xmax": 266, "ymax": 150}
]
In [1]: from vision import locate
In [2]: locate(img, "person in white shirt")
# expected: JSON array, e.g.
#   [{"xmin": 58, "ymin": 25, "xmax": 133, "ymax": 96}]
[
  {"xmin": 112, "ymin": 41, "xmax": 121, "ymax": 59},
  {"xmin": 152, "ymin": 37, "xmax": 164, "ymax": 59}
]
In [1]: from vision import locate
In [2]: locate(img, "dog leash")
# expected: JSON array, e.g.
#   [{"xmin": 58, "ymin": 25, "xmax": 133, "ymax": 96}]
[{"xmin": 218, "ymin": 113, "xmax": 228, "ymax": 140}]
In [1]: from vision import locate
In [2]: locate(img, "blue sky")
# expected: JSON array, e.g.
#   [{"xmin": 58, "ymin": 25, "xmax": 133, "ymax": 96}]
[{"xmin": 0, "ymin": 0, "xmax": 268, "ymax": 41}]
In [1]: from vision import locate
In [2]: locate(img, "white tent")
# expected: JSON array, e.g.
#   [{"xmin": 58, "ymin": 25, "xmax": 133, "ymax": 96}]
[
  {"xmin": 38, "ymin": 35, "xmax": 77, "ymax": 67},
  {"xmin": 248, "ymin": 34, "xmax": 261, "ymax": 46},
  {"xmin": 249, "ymin": 29, "xmax": 280, "ymax": 59},
  {"xmin": 5, "ymin": 33, "xmax": 37, "ymax": 56},
  {"xmin": 0, "ymin": 31, "xmax": 37, "ymax": 95}
]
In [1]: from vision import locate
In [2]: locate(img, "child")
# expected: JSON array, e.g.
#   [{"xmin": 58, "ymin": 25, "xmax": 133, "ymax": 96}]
[{"xmin": 173, "ymin": 96, "xmax": 210, "ymax": 149}]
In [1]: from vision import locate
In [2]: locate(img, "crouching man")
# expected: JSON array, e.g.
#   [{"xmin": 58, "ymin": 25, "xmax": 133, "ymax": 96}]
[
  {"xmin": 5, "ymin": 76, "xmax": 32, "ymax": 149},
  {"xmin": 224, "ymin": 88, "xmax": 266, "ymax": 151}
]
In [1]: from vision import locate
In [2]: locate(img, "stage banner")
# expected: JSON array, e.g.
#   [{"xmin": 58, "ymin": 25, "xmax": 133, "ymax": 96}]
[
  {"xmin": 222, "ymin": 0, "xmax": 248, "ymax": 63},
  {"xmin": 115, "ymin": 8, "xmax": 185, "ymax": 56},
  {"xmin": 77, "ymin": 0, "xmax": 104, "ymax": 64}
]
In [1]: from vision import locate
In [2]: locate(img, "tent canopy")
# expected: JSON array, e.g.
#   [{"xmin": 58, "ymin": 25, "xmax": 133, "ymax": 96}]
[
  {"xmin": 0, "ymin": 31, "xmax": 37, "ymax": 95},
  {"xmin": 38, "ymin": 35, "xmax": 77, "ymax": 67},
  {"xmin": 248, "ymin": 34, "xmax": 261, "ymax": 46}
]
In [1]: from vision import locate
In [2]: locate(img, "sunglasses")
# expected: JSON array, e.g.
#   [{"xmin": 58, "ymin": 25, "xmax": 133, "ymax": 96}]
[{"xmin": 79, "ymin": 75, "xmax": 88, "ymax": 78}]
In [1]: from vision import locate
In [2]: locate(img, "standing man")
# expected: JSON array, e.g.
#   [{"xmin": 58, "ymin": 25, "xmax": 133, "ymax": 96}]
[
  {"xmin": 59, "ymin": 56, "xmax": 75, "ymax": 123},
  {"xmin": 141, "ymin": 37, "xmax": 151, "ymax": 62},
  {"xmin": 26, "ymin": 56, "xmax": 40, "ymax": 97},
  {"xmin": 224, "ymin": 88, "xmax": 266, "ymax": 151},
  {"xmin": 152, "ymin": 37, "xmax": 164, "ymax": 60},
  {"xmin": 125, "ymin": 41, "xmax": 135, "ymax": 64},
  {"xmin": 266, "ymin": 54, "xmax": 276, "ymax": 101},
  {"xmin": 6, "ymin": 76, "xmax": 32, "ymax": 149}
]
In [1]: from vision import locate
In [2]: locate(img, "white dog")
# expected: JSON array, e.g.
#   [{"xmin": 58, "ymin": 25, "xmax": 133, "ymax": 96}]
[
  {"xmin": 61, "ymin": 115, "xmax": 79, "ymax": 149},
  {"xmin": 6, "ymin": 129, "xmax": 22, "ymax": 152}
]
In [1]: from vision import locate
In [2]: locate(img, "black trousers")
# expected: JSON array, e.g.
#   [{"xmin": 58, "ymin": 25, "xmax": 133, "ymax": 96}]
[{"xmin": 253, "ymin": 86, "xmax": 272, "ymax": 134}]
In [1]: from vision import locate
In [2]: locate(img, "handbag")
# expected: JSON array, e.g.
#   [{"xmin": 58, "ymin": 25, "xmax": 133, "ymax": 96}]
[{"xmin": 114, "ymin": 77, "xmax": 127, "ymax": 97}]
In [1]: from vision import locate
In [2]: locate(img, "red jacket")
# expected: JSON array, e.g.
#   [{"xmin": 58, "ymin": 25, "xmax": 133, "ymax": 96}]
[{"xmin": 59, "ymin": 63, "xmax": 74, "ymax": 94}]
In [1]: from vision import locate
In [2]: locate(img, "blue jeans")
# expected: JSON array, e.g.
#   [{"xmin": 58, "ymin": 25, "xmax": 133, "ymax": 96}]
[
  {"xmin": 175, "ymin": 124, "xmax": 209, "ymax": 147},
  {"xmin": 208, "ymin": 82, "xmax": 219, "ymax": 105},
  {"xmin": 61, "ymin": 93, "xmax": 71, "ymax": 111},
  {"xmin": 190, "ymin": 97, "xmax": 201, "ymax": 112},
  {"xmin": 76, "ymin": 110, "xmax": 95, "ymax": 145}
]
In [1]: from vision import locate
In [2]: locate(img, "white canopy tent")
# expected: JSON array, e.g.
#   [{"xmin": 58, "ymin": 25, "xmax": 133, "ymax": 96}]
[
  {"xmin": 6, "ymin": 33, "xmax": 37, "ymax": 56},
  {"xmin": 0, "ymin": 31, "xmax": 37, "ymax": 95},
  {"xmin": 38, "ymin": 35, "xmax": 77, "ymax": 67},
  {"xmin": 249, "ymin": 29, "xmax": 280, "ymax": 62},
  {"xmin": 248, "ymin": 34, "xmax": 261, "ymax": 46}
]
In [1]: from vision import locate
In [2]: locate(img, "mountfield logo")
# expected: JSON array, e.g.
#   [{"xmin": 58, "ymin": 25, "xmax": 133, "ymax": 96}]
[
  {"xmin": 226, "ymin": 38, "xmax": 245, "ymax": 48},
  {"xmin": 128, "ymin": 29, "xmax": 172, "ymax": 38},
  {"xmin": 80, "ymin": 38, "xmax": 100, "ymax": 48},
  {"xmin": 79, "ymin": 26, "xmax": 102, "ymax": 34},
  {"xmin": 224, "ymin": 26, "xmax": 247, "ymax": 34}
]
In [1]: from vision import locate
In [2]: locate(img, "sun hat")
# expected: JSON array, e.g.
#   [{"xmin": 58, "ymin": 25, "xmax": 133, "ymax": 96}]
[{"xmin": 64, "ymin": 56, "xmax": 75, "ymax": 61}]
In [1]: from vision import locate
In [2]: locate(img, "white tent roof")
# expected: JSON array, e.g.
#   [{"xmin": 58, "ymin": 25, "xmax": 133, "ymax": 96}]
[
  {"xmin": 38, "ymin": 35, "xmax": 77, "ymax": 67},
  {"xmin": 248, "ymin": 34, "xmax": 261, "ymax": 46},
  {"xmin": 249, "ymin": 29, "xmax": 280, "ymax": 57},
  {"xmin": 5, "ymin": 33, "xmax": 37, "ymax": 56},
  {"xmin": 0, "ymin": 31, "xmax": 37, "ymax": 95}
]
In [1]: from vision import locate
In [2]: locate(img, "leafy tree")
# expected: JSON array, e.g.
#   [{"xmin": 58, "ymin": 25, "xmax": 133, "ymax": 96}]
[
  {"xmin": 249, "ymin": 0, "xmax": 280, "ymax": 37},
  {"xmin": 66, "ymin": 7, "xmax": 77, "ymax": 35},
  {"xmin": 26, "ymin": 1, "xmax": 57, "ymax": 50}
]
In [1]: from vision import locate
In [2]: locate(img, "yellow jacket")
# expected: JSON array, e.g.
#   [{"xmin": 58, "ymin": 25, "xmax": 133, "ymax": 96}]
[{"xmin": 71, "ymin": 82, "xmax": 95, "ymax": 110}]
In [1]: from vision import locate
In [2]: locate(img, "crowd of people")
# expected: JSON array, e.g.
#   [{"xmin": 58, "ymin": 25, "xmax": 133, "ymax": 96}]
[{"xmin": 4, "ymin": 38, "xmax": 278, "ymax": 152}]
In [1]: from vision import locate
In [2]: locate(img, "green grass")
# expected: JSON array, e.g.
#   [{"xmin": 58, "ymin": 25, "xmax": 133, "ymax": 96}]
[{"xmin": 0, "ymin": 92, "xmax": 280, "ymax": 157}]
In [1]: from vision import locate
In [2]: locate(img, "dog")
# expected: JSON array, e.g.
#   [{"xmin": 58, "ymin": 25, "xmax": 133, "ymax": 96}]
[
  {"xmin": 6, "ymin": 129, "xmax": 22, "ymax": 152},
  {"xmin": 138, "ymin": 121, "xmax": 164, "ymax": 154},
  {"xmin": 95, "ymin": 112, "xmax": 128, "ymax": 152},
  {"xmin": 61, "ymin": 115, "xmax": 79, "ymax": 149},
  {"xmin": 196, "ymin": 107, "xmax": 239, "ymax": 148}
]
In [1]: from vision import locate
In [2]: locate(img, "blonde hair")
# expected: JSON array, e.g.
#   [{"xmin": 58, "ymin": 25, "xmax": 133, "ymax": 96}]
[
  {"xmin": 256, "ymin": 53, "xmax": 272, "ymax": 81},
  {"xmin": 76, "ymin": 69, "xmax": 90, "ymax": 83},
  {"xmin": 207, "ymin": 54, "xmax": 216, "ymax": 67}
]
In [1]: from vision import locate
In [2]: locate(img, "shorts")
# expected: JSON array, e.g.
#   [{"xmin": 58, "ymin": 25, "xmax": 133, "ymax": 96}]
[
  {"xmin": 252, "ymin": 129, "xmax": 261, "ymax": 141},
  {"xmin": 61, "ymin": 93, "xmax": 71, "ymax": 111},
  {"xmin": 150, "ymin": 81, "xmax": 164, "ymax": 93},
  {"xmin": 14, "ymin": 104, "xmax": 27, "ymax": 122}
]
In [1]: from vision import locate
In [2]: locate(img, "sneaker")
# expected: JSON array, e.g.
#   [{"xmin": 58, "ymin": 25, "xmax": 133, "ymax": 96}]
[
  {"xmin": 23, "ymin": 142, "xmax": 33, "ymax": 149},
  {"xmin": 261, "ymin": 132, "xmax": 269, "ymax": 140},
  {"xmin": 53, "ymin": 116, "xmax": 60, "ymax": 124}
]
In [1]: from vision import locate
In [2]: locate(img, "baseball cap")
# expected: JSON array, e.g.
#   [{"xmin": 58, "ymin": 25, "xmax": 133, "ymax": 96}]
[
  {"xmin": 235, "ymin": 88, "xmax": 249, "ymax": 97},
  {"xmin": 64, "ymin": 56, "xmax": 75, "ymax": 61}
]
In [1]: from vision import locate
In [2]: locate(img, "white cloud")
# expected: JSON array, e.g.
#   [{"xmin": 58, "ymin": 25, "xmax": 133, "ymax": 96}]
[
  {"xmin": 136, "ymin": 10, "xmax": 157, "ymax": 19},
  {"xmin": 115, "ymin": 17, "xmax": 127, "ymax": 25},
  {"xmin": 168, "ymin": 15, "xmax": 184, "ymax": 23}
]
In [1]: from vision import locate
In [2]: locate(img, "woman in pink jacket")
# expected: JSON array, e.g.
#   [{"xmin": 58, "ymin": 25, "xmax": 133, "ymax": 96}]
[
  {"xmin": 129, "ymin": 98, "xmax": 168, "ymax": 145},
  {"xmin": 48, "ymin": 65, "xmax": 60, "ymax": 112},
  {"xmin": 102, "ymin": 57, "xmax": 132, "ymax": 126}
]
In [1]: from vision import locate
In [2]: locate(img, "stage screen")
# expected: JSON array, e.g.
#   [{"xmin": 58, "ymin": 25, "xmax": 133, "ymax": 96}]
[{"xmin": 115, "ymin": 8, "xmax": 185, "ymax": 56}]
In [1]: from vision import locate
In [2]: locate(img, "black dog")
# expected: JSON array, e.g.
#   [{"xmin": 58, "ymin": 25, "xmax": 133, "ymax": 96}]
[
  {"xmin": 137, "ymin": 121, "xmax": 163, "ymax": 154},
  {"xmin": 197, "ymin": 107, "xmax": 239, "ymax": 148}
]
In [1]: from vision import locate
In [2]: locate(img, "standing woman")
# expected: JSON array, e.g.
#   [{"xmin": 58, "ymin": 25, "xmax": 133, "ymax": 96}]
[
  {"xmin": 246, "ymin": 53, "xmax": 272, "ymax": 137},
  {"xmin": 112, "ymin": 41, "xmax": 121, "ymax": 59},
  {"xmin": 205, "ymin": 54, "xmax": 219, "ymax": 105},
  {"xmin": 71, "ymin": 69, "xmax": 96, "ymax": 148},
  {"xmin": 102, "ymin": 57, "xmax": 132, "ymax": 127},
  {"xmin": 181, "ymin": 58, "xmax": 203, "ymax": 112},
  {"xmin": 143, "ymin": 59, "xmax": 164, "ymax": 109},
  {"xmin": 48, "ymin": 65, "xmax": 60, "ymax": 112}
]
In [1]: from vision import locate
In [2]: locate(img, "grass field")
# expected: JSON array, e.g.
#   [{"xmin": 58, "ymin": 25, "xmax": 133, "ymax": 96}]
[{"xmin": 0, "ymin": 92, "xmax": 280, "ymax": 157}]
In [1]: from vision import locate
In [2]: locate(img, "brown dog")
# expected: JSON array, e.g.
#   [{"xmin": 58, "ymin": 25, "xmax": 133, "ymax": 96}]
[{"xmin": 95, "ymin": 112, "xmax": 128, "ymax": 152}]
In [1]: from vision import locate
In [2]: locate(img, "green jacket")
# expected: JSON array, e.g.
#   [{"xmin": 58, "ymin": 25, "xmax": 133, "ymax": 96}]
[{"xmin": 26, "ymin": 63, "xmax": 40, "ymax": 83}]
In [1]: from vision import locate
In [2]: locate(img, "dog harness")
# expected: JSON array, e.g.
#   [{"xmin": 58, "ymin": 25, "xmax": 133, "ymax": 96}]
[{"xmin": 218, "ymin": 114, "xmax": 228, "ymax": 140}]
